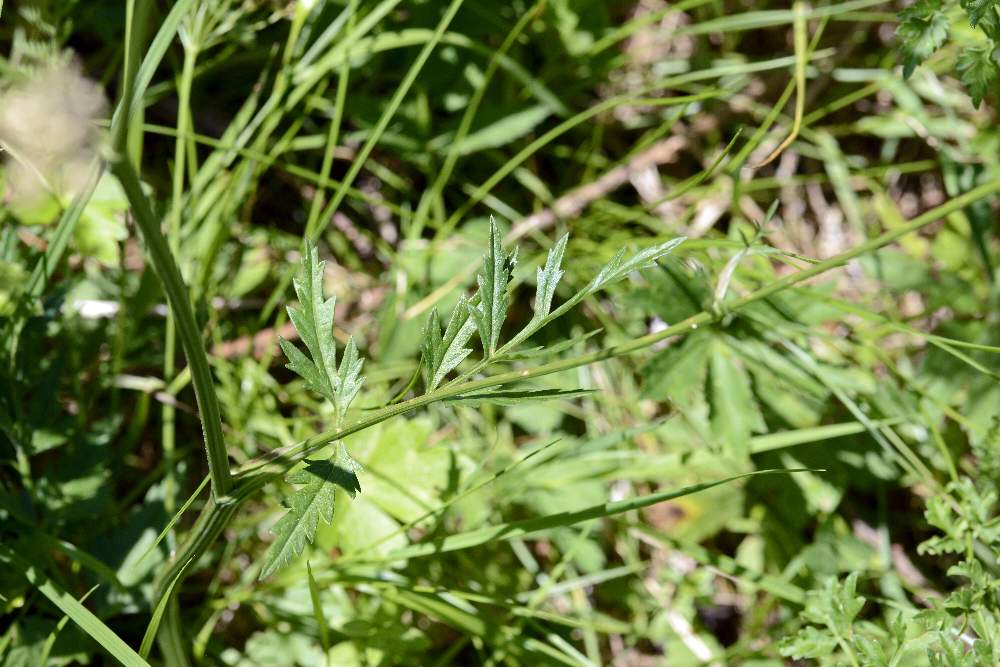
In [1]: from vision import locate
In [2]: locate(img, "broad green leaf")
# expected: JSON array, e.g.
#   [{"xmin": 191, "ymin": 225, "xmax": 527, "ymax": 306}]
[
  {"xmin": 962, "ymin": 0, "xmax": 1000, "ymax": 27},
  {"xmin": 642, "ymin": 332, "xmax": 711, "ymax": 415},
  {"xmin": 73, "ymin": 174, "xmax": 129, "ymax": 266},
  {"xmin": 470, "ymin": 218, "xmax": 517, "ymax": 356},
  {"xmin": 260, "ymin": 456, "xmax": 361, "ymax": 579},
  {"xmin": 344, "ymin": 418, "xmax": 449, "ymax": 524},
  {"xmin": 896, "ymin": 0, "xmax": 949, "ymax": 78}
]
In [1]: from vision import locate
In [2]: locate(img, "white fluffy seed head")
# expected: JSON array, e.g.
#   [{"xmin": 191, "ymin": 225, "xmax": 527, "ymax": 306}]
[{"xmin": 0, "ymin": 61, "xmax": 107, "ymax": 207}]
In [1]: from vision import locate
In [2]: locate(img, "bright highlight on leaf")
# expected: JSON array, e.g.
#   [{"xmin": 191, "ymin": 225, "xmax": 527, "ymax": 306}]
[
  {"xmin": 260, "ymin": 456, "xmax": 360, "ymax": 579},
  {"xmin": 265, "ymin": 242, "xmax": 367, "ymax": 578},
  {"xmin": 470, "ymin": 217, "xmax": 518, "ymax": 357}
]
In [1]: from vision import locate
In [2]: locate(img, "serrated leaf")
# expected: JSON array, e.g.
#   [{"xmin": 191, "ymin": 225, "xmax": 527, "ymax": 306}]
[
  {"xmin": 896, "ymin": 0, "xmax": 950, "ymax": 79},
  {"xmin": 471, "ymin": 218, "xmax": 517, "ymax": 356},
  {"xmin": 336, "ymin": 336, "xmax": 365, "ymax": 416},
  {"xmin": 532, "ymin": 233, "xmax": 568, "ymax": 320},
  {"xmin": 962, "ymin": 0, "xmax": 1000, "ymax": 27},
  {"xmin": 446, "ymin": 387, "xmax": 595, "ymax": 406},
  {"xmin": 282, "ymin": 243, "xmax": 339, "ymax": 404},
  {"xmin": 260, "ymin": 457, "xmax": 361, "ymax": 579},
  {"xmin": 778, "ymin": 625, "xmax": 839, "ymax": 659},
  {"xmin": 956, "ymin": 45, "xmax": 998, "ymax": 108},
  {"xmin": 281, "ymin": 241, "xmax": 366, "ymax": 414},
  {"xmin": 587, "ymin": 237, "xmax": 686, "ymax": 294},
  {"xmin": 423, "ymin": 297, "xmax": 478, "ymax": 390}
]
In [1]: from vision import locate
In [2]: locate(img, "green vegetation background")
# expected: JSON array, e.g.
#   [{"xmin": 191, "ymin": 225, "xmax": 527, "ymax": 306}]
[{"xmin": 2, "ymin": 0, "xmax": 1000, "ymax": 665}]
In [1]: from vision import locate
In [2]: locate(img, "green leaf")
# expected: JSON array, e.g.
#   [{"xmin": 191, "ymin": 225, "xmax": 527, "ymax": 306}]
[
  {"xmin": 260, "ymin": 455, "xmax": 361, "ymax": 579},
  {"xmin": 73, "ymin": 174, "xmax": 129, "ymax": 266},
  {"xmin": 470, "ymin": 218, "xmax": 518, "ymax": 356},
  {"xmin": 446, "ymin": 387, "xmax": 595, "ymax": 406},
  {"xmin": 336, "ymin": 336, "xmax": 365, "ymax": 416},
  {"xmin": 372, "ymin": 469, "xmax": 809, "ymax": 562},
  {"xmin": 281, "ymin": 243, "xmax": 339, "ymax": 404},
  {"xmin": 449, "ymin": 105, "xmax": 552, "ymax": 156},
  {"xmin": 0, "ymin": 546, "xmax": 149, "ymax": 667},
  {"xmin": 281, "ymin": 241, "xmax": 366, "ymax": 415},
  {"xmin": 956, "ymin": 46, "xmax": 999, "ymax": 107},
  {"xmin": 709, "ymin": 338, "xmax": 765, "ymax": 459},
  {"xmin": 805, "ymin": 572, "xmax": 866, "ymax": 636},
  {"xmin": 897, "ymin": 0, "xmax": 950, "ymax": 78},
  {"xmin": 587, "ymin": 237, "xmax": 686, "ymax": 294},
  {"xmin": 778, "ymin": 625, "xmax": 839, "ymax": 659},
  {"xmin": 532, "ymin": 233, "xmax": 568, "ymax": 320},
  {"xmin": 961, "ymin": 0, "xmax": 1000, "ymax": 27},
  {"xmin": 423, "ymin": 296, "xmax": 477, "ymax": 390}
]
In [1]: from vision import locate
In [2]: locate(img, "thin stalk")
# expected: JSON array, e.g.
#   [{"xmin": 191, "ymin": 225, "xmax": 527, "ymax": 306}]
[
  {"xmin": 412, "ymin": 0, "xmax": 544, "ymax": 239},
  {"xmin": 111, "ymin": 156, "xmax": 232, "ymax": 498},
  {"xmin": 303, "ymin": 0, "xmax": 355, "ymax": 235},
  {"xmin": 152, "ymin": 177, "xmax": 1000, "ymax": 651},
  {"xmin": 163, "ymin": 43, "xmax": 198, "ymax": 515},
  {"xmin": 308, "ymin": 0, "xmax": 466, "ymax": 241},
  {"xmin": 241, "ymin": 176, "xmax": 1000, "ymax": 485}
]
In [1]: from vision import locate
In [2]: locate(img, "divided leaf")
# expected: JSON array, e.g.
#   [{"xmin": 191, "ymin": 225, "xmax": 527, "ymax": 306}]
[
  {"xmin": 471, "ymin": 218, "xmax": 518, "ymax": 357},
  {"xmin": 280, "ymin": 244, "xmax": 339, "ymax": 404},
  {"xmin": 956, "ymin": 46, "xmax": 999, "ymax": 108},
  {"xmin": 422, "ymin": 296, "xmax": 478, "ymax": 390},
  {"xmin": 280, "ymin": 241, "xmax": 366, "ymax": 416},
  {"xmin": 587, "ymin": 237, "xmax": 686, "ymax": 295},
  {"xmin": 336, "ymin": 336, "xmax": 365, "ymax": 417},
  {"xmin": 532, "ymin": 233, "xmax": 568, "ymax": 320},
  {"xmin": 260, "ymin": 455, "xmax": 360, "ymax": 579},
  {"xmin": 961, "ymin": 0, "xmax": 1000, "ymax": 28}
]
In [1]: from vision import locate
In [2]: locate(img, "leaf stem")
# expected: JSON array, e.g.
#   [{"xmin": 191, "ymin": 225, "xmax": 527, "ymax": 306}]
[{"xmin": 111, "ymin": 156, "xmax": 232, "ymax": 498}]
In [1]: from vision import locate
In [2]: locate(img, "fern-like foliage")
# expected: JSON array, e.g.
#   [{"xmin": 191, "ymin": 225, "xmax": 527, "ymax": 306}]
[
  {"xmin": 897, "ymin": 0, "xmax": 1000, "ymax": 107},
  {"xmin": 265, "ymin": 229, "xmax": 685, "ymax": 576},
  {"xmin": 422, "ymin": 220, "xmax": 684, "ymax": 388},
  {"xmin": 263, "ymin": 243, "xmax": 365, "ymax": 578},
  {"xmin": 470, "ymin": 219, "xmax": 518, "ymax": 357}
]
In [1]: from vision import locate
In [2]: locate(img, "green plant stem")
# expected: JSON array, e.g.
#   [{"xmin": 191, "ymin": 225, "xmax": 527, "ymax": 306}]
[
  {"xmin": 111, "ymin": 156, "xmax": 232, "ymax": 498},
  {"xmin": 162, "ymin": 43, "xmax": 198, "ymax": 516},
  {"xmin": 151, "ymin": 176, "xmax": 1000, "ymax": 654},
  {"xmin": 243, "ymin": 175, "xmax": 1000, "ymax": 486}
]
